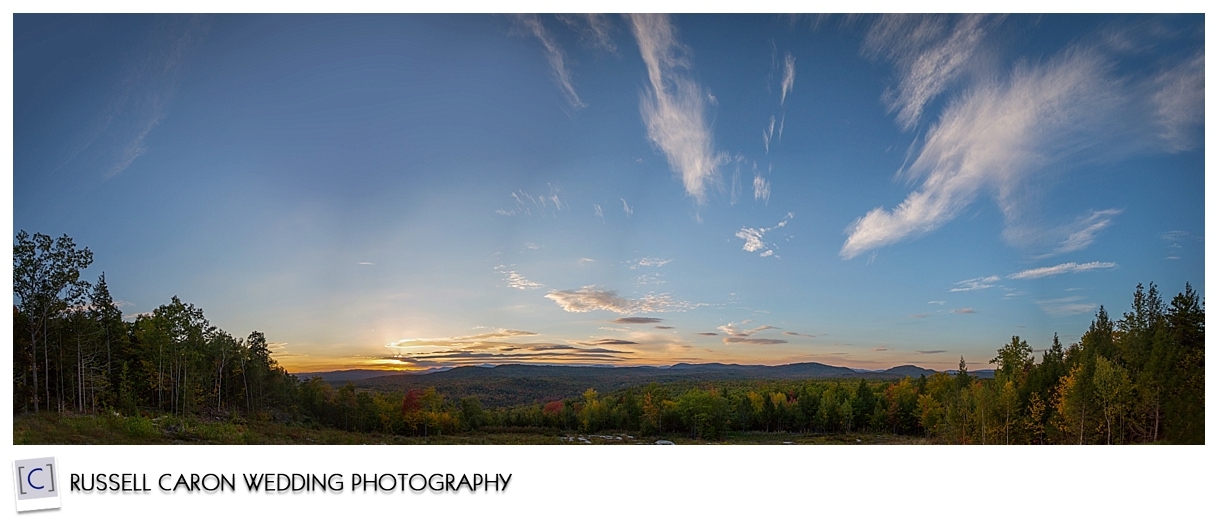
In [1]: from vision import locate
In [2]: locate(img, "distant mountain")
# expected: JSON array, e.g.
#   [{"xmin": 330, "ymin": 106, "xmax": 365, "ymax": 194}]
[
  {"xmin": 881, "ymin": 365, "xmax": 937, "ymax": 378},
  {"xmin": 300, "ymin": 361, "xmax": 953, "ymax": 408},
  {"xmin": 944, "ymin": 369, "xmax": 996, "ymax": 379},
  {"xmin": 294, "ymin": 367, "xmax": 449, "ymax": 383}
]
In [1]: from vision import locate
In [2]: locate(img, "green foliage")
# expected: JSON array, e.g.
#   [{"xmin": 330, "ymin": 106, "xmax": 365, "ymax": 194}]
[{"xmin": 11, "ymin": 232, "xmax": 1205, "ymax": 445}]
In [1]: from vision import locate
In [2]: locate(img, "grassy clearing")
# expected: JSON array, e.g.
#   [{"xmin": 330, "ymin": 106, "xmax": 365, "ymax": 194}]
[{"xmin": 14, "ymin": 412, "xmax": 929, "ymax": 445}]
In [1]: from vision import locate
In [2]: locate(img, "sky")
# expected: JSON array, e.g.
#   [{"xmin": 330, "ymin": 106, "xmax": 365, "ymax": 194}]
[{"xmin": 12, "ymin": 14, "xmax": 1205, "ymax": 373}]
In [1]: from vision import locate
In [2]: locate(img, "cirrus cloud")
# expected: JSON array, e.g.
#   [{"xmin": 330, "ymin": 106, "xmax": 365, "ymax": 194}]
[
  {"xmin": 627, "ymin": 14, "xmax": 727, "ymax": 204},
  {"xmin": 1007, "ymin": 261, "xmax": 1117, "ymax": 280},
  {"xmin": 545, "ymin": 286, "xmax": 699, "ymax": 314}
]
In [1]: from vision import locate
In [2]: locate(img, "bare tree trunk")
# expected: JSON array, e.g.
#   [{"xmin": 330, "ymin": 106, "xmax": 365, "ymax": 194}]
[
  {"xmin": 44, "ymin": 315, "xmax": 51, "ymax": 412},
  {"xmin": 77, "ymin": 336, "xmax": 83, "ymax": 413},
  {"xmin": 1153, "ymin": 400, "xmax": 1160, "ymax": 442},
  {"xmin": 31, "ymin": 328, "xmax": 40, "ymax": 413}
]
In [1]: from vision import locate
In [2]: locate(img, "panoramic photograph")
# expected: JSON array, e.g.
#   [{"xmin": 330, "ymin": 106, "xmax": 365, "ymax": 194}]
[{"xmin": 12, "ymin": 14, "xmax": 1204, "ymax": 445}]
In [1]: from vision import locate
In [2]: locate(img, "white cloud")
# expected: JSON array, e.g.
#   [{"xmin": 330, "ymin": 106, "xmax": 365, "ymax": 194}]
[
  {"xmin": 633, "ymin": 257, "xmax": 673, "ymax": 269},
  {"xmin": 1054, "ymin": 209, "xmax": 1121, "ymax": 255},
  {"xmin": 1036, "ymin": 296, "xmax": 1097, "ymax": 317},
  {"xmin": 1151, "ymin": 52, "xmax": 1204, "ymax": 151},
  {"xmin": 515, "ymin": 14, "xmax": 586, "ymax": 109},
  {"xmin": 781, "ymin": 52, "xmax": 796, "ymax": 106},
  {"xmin": 1012, "ymin": 209, "xmax": 1122, "ymax": 258},
  {"xmin": 718, "ymin": 322, "xmax": 786, "ymax": 345},
  {"xmin": 845, "ymin": 20, "xmax": 1202, "ymax": 261},
  {"xmin": 737, "ymin": 228, "xmax": 765, "ymax": 253},
  {"xmin": 497, "ymin": 185, "xmax": 567, "ymax": 217},
  {"xmin": 863, "ymin": 14, "xmax": 995, "ymax": 130},
  {"xmin": 736, "ymin": 212, "xmax": 793, "ymax": 257},
  {"xmin": 495, "ymin": 265, "xmax": 544, "ymax": 290},
  {"xmin": 950, "ymin": 276, "xmax": 999, "ymax": 292},
  {"xmin": 96, "ymin": 17, "xmax": 208, "ymax": 179},
  {"xmin": 841, "ymin": 49, "xmax": 1127, "ymax": 259},
  {"xmin": 718, "ymin": 323, "xmax": 777, "ymax": 337},
  {"xmin": 636, "ymin": 273, "xmax": 666, "ymax": 286},
  {"xmin": 593, "ymin": 203, "xmax": 604, "ymax": 223},
  {"xmin": 763, "ymin": 116, "xmax": 775, "ymax": 154},
  {"xmin": 627, "ymin": 14, "xmax": 727, "ymax": 204},
  {"xmin": 621, "ymin": 198, "xmax": 633, "ymax": 217},
  {"xmin": 556, "ymin": 14, "xmax": 616, "ymax": 52},
  {"xmin": 723, "ymin": 337, "xmax": 788, "ymax": 345},
  {"xmin": 1008, "ymin": 261, "xmax": 1117, "ymax": 280},
  {"xmin": 545, "ymin": 286, "xmax": 698, "ymax": 314},
  {"xmin": 753, "ymin": 168, "xmax": 771, "ymax": 204}
]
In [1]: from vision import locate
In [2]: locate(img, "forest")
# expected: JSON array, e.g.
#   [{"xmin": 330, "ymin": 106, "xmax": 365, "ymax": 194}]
[{"xmin": 12, "ymin": 231, "xmax": 1205, "ymax": 444}]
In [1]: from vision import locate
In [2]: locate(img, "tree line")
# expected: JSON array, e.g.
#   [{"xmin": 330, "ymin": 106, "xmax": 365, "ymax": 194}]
[
  {"xmin": 14, "ymin": 231, "xmax": 295, "ymax": 417},
  {"xmin": 13, "ymin": 231, "xmax": 1204, "ymax": 444}
]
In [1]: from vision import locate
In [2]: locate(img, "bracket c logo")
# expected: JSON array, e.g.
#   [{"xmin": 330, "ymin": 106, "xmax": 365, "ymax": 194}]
[{"xmin": 12, "ymin": 457, "xmax": 60, "ymax": 512}]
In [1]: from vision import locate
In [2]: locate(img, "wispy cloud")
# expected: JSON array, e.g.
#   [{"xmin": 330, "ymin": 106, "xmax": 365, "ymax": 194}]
[
  {"xmin": 357, "ymin": 262, "xmax": 374, "ymax": 266},
  {"xmin": 514, "ymin": 15, "xmax": 586, "ymax": 109},
  {"xmin": 627, "ymin": 14, "xmax": 726, "ymax": 204},
  {"xmin": 782, "ymin": 331, "xmax": 820, "ymax": 338},
  {"xmin": 1152, "ymin": 51, "xmax": 1204, "ymax": 151},
  {"xmin": 632, "ymin": 257, "xmax": 673, "ymax": 269},
  {"xmin": 842, "ymin": 48, "xmax": 1130, "ymax": 259},
  {"xmin": 863, "ymin": 14, "xmax": 996, "ymax": 130},
  {"xmin": 387, "ymin": 329, "xmax": 539, "ymax": 349},
  {"xmin": 718, "ymin": 323, "xmax": 778, "ymax": 337},
  {"xmin": 636, "ymin": 273, "xmax": 666, "ymax": 286},
  {"xmin": 385, "ymin": 347, "xmax": 631, "ymax": 368},
  {"xmin": 736, "ymin": 212, "xmax": 793, "ymax": 257},
  {"xmin": 556, "ymin": 14, "xmax": 617, "ymax": 52},
  {"xmin": 1160, "ymin": 230, "xmax": 1194, "ymax": 260},
  {"xmin": 1036, "ymin": 296, "xmax": 1098, "ymax": 317},
  {"xmin": 917, "ymin": 349, "xmax": 948, "ymax": 354},
  {"xmin": 1008, "ymin": 261, "xmax": 1117, "ymax": 280},
  {"xmin": 494, "ymin": 265, "xmax": 544, "ymax": 290},
  {"xmin": 93, "ymin": 16, "xmax": 209, "ymax": 179},
  {"xmin": 1005, "ymin": 209, "xmax": 1123, "ymax": 258},
  {"xmin": 950, "ymin": 276, "xmax": 999, "ymax": 292},
  {"xmin": 753, "ymin": 167, "xmax": 771, "ymax": 204},
  {"xmin": 545, "ymin": 286, "xmax": 698, "ymax": 314},
  {"xmin": 576, "ymin": 338, "xmax": 639, "ymax": 346},
  {"xmin": 927, "ymin": 300, "xmax": 946, "ymax": 305},
  {"xmin": 497, "ymin": 185, "xmax": 567, "ymax": 217},
  {"xmin": 723, "ymin": 337, "xmax": 788, "ymax": 345},
  {"xmin": 950, "ymin": 308, "xmax": 975, "ymax": 314},
  {"xmin": 780, "ymin": 52, "xmax": 796, "ymax": 106},
  {"xmin": 621, "ymin": 198, "xmax": 633, "ymax": 217},
  {"xmin": 385, "ymin": 327, "xmax": 641, "ymax": 367},
  {"xmin": 845, "ymin": 20, "xmax": 1202, "ymax": 261},
  {"xmin": 763, "ymin": 116, "xmax": 776, "ymax": 154},
  {"xmin": 1057, "ymin": 210, "xmax": 1121, "ymax": 254},
  {"xmin": 613, "ymin": 317, "xmax": 664, "ymax": 324},
  {"xmin": 593, "ymin": 203, "xmax": 604, "ymax": 223},
  {"xmin": 717, "ymin": 322, "xmax": 789, "ymax": 344}
]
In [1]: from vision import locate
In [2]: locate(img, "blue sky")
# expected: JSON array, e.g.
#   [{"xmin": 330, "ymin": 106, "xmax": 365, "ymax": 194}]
[{"xmin": 12, "ymin": 14, "xmax": 1204, "ymax": 372}]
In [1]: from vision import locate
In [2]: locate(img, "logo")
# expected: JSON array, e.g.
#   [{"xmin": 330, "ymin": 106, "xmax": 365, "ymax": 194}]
[{"xmin": 13, "ymin": 457, "xmax": 60, "ymax": 512}]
